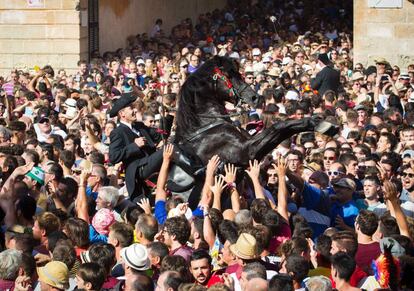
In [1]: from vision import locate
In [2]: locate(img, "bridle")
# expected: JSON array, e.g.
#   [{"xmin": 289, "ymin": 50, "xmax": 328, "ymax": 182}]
[{"xmin": 195, "ymin": 67, "xmax": 251, "ymax": 119}]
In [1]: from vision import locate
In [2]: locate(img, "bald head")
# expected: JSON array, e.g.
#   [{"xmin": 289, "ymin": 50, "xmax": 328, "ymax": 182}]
[{"xmin": 246, "ymin": 278, "xmax": 268, "ymax": 291}]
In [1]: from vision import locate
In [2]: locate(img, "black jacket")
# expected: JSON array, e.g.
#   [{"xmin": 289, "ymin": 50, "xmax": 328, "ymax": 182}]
[
  {"xmin": 109, "ymin": 122, "xmax": 157, "ymax": 197},
  {"xmin": 310, "ymin": 66, "xmax": 340, "ymax": 96}
]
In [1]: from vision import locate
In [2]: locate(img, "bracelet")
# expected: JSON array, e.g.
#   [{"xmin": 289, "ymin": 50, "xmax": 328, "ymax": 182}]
[{"xmin": 226, "ymin": 182, "xmax": 236, "ymax": 189}]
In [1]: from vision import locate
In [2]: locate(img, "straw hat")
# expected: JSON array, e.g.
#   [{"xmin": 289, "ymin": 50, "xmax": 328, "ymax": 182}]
[
  {"xmin": 230, "ymin": 233, "xmax": 258, "ymax": 260},
  {"xmin": 37, "ymin": 261, "xmax": 69, "ymax": 290},
  {"xmin": 266, "ymin": 67, "xmax": 281, "ymax": 77}
]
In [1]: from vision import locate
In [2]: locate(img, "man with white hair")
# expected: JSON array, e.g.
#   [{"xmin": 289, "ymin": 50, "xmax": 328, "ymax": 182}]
[{"xmin": 0, "ymin": 249, "xmax": 23, "ymax": 290}]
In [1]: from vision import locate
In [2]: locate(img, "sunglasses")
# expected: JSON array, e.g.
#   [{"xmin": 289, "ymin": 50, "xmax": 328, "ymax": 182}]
[
  {"xmin": 324, "ymin": 156, "xmax": 335, "ymax": 161},
  {"xmin": 402, "ymin": 172, "xmax": 414, "ymax": 178},
  {"xmin": 39, "ymin": 118, "xmax": 50, "ymax": 124},
  {"xmin": 328, "ymin": 170, "xmax": 343, "ymax": 176}
]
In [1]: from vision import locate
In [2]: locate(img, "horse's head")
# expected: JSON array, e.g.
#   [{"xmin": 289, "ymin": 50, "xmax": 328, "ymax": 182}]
[{"xmin": 211, "ymin": 56, "xmax": 258, "ymax": 108}]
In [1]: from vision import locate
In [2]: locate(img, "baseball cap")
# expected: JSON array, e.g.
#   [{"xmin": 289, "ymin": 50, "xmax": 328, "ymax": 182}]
[{"xmin": 332, "ymin": 177, "xmax": 356, "ymax": 191}]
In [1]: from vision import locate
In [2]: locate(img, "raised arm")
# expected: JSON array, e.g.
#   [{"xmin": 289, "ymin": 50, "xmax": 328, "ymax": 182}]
[
  {"xmin": 383, "ymin": 181, "xmax": 410, "ymax": 238},
  {"xmin": 275, "ymin": 157, "xmax": 289, "ymax": 222},
  {"xmin": 76, "ymin": 170, "xmax": 91, "ymax": 223},
  {"xmin": 211, "ymin": 175, "xmax": 226, "ymax": 211},
  {"xmin": 202, "ymin": 205, "xmax": 216, "ymax": 249},
  {"xmin": 198, "ymin": 155, "xmax": 220, "ymax": 208},
  {"xmin": 245, "ymin": 160, "xmax": 266, "ymax": 200},
  {"xmin": 0, "ymin": 162, "xmax": 34, "ymax": 200},
  {"xmin": 224, "ymin": 164, "xmax": 240, "ymax": 213},
  {"xmin": 155, "ymin": 144, "xmax": 174, "ymax": 202}
]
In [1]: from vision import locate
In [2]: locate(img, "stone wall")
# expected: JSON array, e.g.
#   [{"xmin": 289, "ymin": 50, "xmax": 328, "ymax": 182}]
[
  {"xmin": 354, "ymin": 0, "xmax": 414, "ymax": 69},
  {"xmin": 0, "ymin": 0, "xmax": 88, "ymax": 76},
  {"xmin": 0, "ymin": 0, "xmax": 226, "ymax": 76},
  {"xmin": 99, "ymin": 0, "xmax": 226, "ymax": 53}
]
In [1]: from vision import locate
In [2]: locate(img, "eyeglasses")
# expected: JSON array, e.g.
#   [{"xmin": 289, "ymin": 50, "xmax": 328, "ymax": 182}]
[
  {"xmin": 401, "ymin": 172, "xmax": 414, "ymax": 178},
  {"xmin": 328, "ymin": 170, "xmax": 343, "ymax": 176},
  {"xmin": 324, "ymin": 156, "xmax": 335, "ymax": 161}
]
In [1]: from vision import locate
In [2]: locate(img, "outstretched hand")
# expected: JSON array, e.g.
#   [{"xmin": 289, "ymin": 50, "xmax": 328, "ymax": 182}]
[
  {"xmin": 383, "ymin": 180, "xmax": 398, "ymax": 203},
  {"xmin": 245, "ymin": 160, "xmax": 262, "ymax": 180},
  {"xmin": 273, "ymin": 156, "xmax": 288, "ymax": 176},
  {"xmin": 210, "ymin": 175, "xmax": 227, "ymax": 196},
  {"xmin": 163, "ymin": 144, "xmax": 174, "ymax": 161},
  {"xmin": 137, "ymin": 198, "xmax": 152, "ymax": 214},
  {"xmin": 207, "ymin": 155, "xmax": 221, "ymax": 177},
  {"xmin": 224, "ymin": 163, "xmax": 237, "ymax": 184}
]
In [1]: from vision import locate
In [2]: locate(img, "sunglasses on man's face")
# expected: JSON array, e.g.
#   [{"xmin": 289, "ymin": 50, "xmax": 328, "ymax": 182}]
[
  {"xmin": 39, "ymin": 118, "xmax": 50, "ymax": 124},
  {"xmin": 401, "ymin": 172, "xmax": 414, "ymax": 178},
  {"xmin": 328, "ymin": 170, "xmax": 343, "ymax": 176}
]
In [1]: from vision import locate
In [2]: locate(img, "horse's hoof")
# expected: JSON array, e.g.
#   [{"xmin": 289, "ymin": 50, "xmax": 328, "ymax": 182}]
[{"xmin": 315, "ymin": 121, "xmax": 339, "ymax": 137}]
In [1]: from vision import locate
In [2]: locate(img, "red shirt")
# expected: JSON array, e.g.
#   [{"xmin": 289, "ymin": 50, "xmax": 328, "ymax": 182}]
[{"xmin": 355, "ymin": 242, "xmax": 381, "ymax": 275}]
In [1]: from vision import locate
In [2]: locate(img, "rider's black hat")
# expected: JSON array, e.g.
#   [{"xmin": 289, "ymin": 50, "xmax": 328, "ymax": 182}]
[{"xmin": 109, "ymin": 92, "xmax": 137, "ymax": 118}]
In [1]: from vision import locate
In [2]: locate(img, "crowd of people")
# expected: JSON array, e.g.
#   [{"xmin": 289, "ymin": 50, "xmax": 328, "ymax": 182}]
[{"xmin": 0, "ymin": 0, "xmax": 414, "ymax": 290}]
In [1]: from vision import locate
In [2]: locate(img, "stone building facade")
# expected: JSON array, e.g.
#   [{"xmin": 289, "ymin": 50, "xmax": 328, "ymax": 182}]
[
  {"xmin": 354, "ymin": 0, "xmax": 414, "ymax": 68},
  {"xmin": 0, "ymin": 0, "xmax": 225, "ymax": 76}
]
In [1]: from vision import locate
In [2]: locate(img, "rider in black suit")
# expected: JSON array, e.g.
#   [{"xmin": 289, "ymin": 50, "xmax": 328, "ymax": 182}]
[
  {"xmin": 109, "ymin": 93, "xmax": 163, "ymax": 200},
  {"xmin": 310, "ymin": 53, "xmax": 340, "ymax": 97}
]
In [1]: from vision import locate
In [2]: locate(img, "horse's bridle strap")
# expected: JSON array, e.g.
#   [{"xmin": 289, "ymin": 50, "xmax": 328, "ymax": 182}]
[{"xmin": 185, "ymin": 120, "xmax": 225, "ymax": 142}]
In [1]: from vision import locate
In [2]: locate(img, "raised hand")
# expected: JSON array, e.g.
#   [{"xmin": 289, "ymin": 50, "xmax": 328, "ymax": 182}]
[
  {"xmin": 383, "ymin": 180, "xmax": 398, "ymax": 203},
  {"xmin": 137, "ymin": 197, "xmax": 151, "ymax": 214},
  {"xmin": 273, "ymin": 156, "xmax": 288, "ymax": 176},
  {"xmin": 206, "ymin": 155, "xmax": 221, "ymax": 177},
  {"xmin": 163, "ymin": 144, "xmax": 174, "ymax": 161},
  {"xmin": 224, "ymin": 163, "xmax": 237, "ymax": 184},
  {"xmin": 210, "ymin": 175, "xmax": 227, "ymax": 197},
  {"xmin": 245, "ymin": 160, "xmax": 262, "ymax": 180},
  {"xmin": 79, "ymin": 169, "xmax": 91, "ymax": 186}
]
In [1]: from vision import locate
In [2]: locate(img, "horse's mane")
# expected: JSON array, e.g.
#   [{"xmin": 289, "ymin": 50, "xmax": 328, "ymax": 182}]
[{"xmin": 175, "ymin": 56, "xmax": 240, "ymax": 140}]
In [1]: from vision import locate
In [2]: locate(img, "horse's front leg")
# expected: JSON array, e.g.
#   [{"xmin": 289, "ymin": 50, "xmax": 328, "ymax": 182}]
[{"xmin": 244, "ymin": 118, "xmax": 315, "ymax": 162}]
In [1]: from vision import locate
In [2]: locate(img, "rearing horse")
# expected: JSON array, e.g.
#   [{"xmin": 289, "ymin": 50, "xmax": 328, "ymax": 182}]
[{"xmin": 174, "ymin": 56, "xmax": 318, "ymax": 167}]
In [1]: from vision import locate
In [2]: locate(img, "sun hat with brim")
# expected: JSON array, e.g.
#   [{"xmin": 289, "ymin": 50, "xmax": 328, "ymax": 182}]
[
  {"xmin": 266, "ymin": 67, "xmax": 281, "ymax": 78},
  {"xmin": 352, "ymin": 72, "xmax": 364, "ymax": 81},
  {"xmin": 37, "ymin": 261, "xmax": 69, "ymax": 290},
  {"xmin": 374, "ymin": 57, "xmax": 389, "ymax": 66},
  {"xmin": 121, "ymin": 243, "xmax": 151, "ymax": 271},
  {"xmin": 304, "ymin": 162, "xmax": 321, "ymax": 173},
  {"xmin": 230, "ymin": 233, "xmax": 258, "ymax": 260},
  {"xmin": 25, "ymin": 166, "xmax": 45, "ymax": 185}
]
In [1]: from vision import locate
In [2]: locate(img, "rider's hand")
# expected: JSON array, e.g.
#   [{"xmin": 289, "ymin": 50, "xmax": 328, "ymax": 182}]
[{"xmin": 135, "ymin": 137, "xmax": 146, "ymax": 147}]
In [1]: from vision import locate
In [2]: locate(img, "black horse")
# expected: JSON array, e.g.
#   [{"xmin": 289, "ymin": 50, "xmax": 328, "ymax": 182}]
[{"xmin": 173, "ymin": 56, "xmax": 319, "ymax": 167}]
